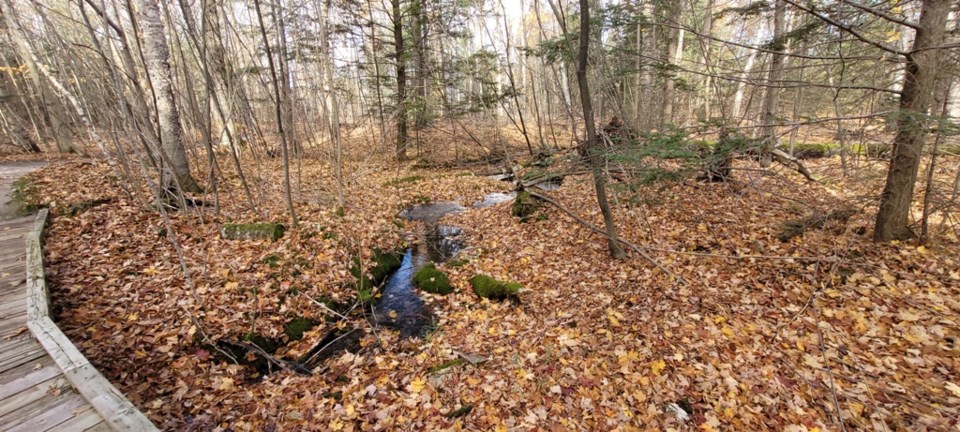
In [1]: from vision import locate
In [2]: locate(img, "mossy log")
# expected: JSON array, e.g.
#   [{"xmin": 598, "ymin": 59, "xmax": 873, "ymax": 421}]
[
  {"xmin": 414, "ymin": 263, "xmax": 453, "ymax": 294},
  {"xmin": 221, "ymin": 223, "xmax": 286, "ymax": 241},
  {"xmin": 469, "ymin": 274, "xmax": 521, "ymax": 300}
]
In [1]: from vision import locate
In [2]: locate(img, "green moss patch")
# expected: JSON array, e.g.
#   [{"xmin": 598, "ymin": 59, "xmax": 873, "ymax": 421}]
[
  {"xmin": 511, "ymin": 191, "xmax": 540, "ymax": 221},
  {"xmin": 384, "ymin": 175, "xmax": 424, "ymax": 186},
  {"xmin": 447, "ymin": 258, "xmax": 469, "ymax": 268},
  {"xmin": 284, "ymin": 317, "xmax": 318, "ymax": 341},
  {"xmin": 469, "ymin": 274, "xmax": 522, "ymax": 300},
  {"xmin": 446, "ymin": 405, "xmax": 473, "ymax": 418},
  {"xmin": 12, "ymin": 178, "xmax": 44, "ymax": 215},
  {"xmin": 261, "ymin": 253, "xmax": 282, "ymax": 268},
  {"xmin": 413, "ymin": 263, "xmax": 453, "ymax": 295},
  {"xmin": 351, "ymin": 249, "xmax": 403, "ymax": 293},
  {"xmin": 221, "ymin": 223, "xmax": 286, "ymax": 241},
  {"xmin": 429, "ymin": 358, "xmax": 466, "ymax": 374}
]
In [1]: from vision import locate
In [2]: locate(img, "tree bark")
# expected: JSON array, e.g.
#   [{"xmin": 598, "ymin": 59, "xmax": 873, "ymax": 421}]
[
  {"xmin": 576, "ymin": 0, "xmax": 626, "ymax": 260},
  {"xmin": 392, "ymin": 0, "xmax": 408, "ymax": 161},
  {"xmin": 135, "ymin": 0, "xmax": 200, "ymax": 193},
  {"xmin": 253, "ymin": 0, "xmax": 298, "ymax": 227},
  {"xmin": 759, "ymin": 0, "xmax": 786, "ymax": 167},
  {"xmin": 1, "ymin": 0, "xmax": 75, "ymax": 153},
  {"xmin": 874, "ymin": 0, "xmax": 950, "ymax": 241},
  {"xmin": 660, "ymin": 3, "xmax": 682, "ymax": 126}
]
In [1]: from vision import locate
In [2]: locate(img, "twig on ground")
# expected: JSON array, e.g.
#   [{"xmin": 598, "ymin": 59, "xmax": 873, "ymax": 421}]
[{"xmin": 526, "ymin": 190, "xmax": 687, "ymax": 285}]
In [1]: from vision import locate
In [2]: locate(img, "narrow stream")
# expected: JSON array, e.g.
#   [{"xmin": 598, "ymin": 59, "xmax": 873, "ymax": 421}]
[
  {"xmin": 374, "ymin": 176, "xmax": 563, "ymax": 337},
  {"xmin": 373, "ymin": 192, "xmax": 506, "ymax": 337}
]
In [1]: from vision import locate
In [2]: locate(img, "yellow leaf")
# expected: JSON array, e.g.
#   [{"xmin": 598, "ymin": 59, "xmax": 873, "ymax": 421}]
[
  {"xmin": 917, "ymin": 245, "xmax": 929, "ymax": 254},
  {"xmin": 142, "ymin": 266, "xmax": 158, "ymax": 276},
  {"xmin": 946, "ymin": 382, "xmax": 960, "ymax": 397},
  {"xmin": 225, "ymin": 281, "xmax": 240, "ymax": 291},
  {"xmin": 127, "ymin": 313, "xmax": 139, "ymax": 322},
  {"xmin": 328, "ymin": 418, "xmax": 343, "ymax": 431},
  {"xmin": 650, "ymin": 359, "xmax": 666, "ymax": 375},
  {"xmin": 219, "ymin": 377, "xmax": 234, "ymax": 390},
  {"xmin": 607, "ymin": 312, "xmax": 621, "ymax": 327},
  {"xmin": 721, "ymin": 326, "xmax": 734, "ymax": 338},
  {"xmin": 408, "ymin": 376, "xmax": 426, "ymax": 393}
]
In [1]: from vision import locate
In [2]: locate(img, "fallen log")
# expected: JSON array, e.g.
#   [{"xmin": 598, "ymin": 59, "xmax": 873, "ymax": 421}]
[{"xmin": 220, "ymin": 223, "xmax": 286, "ymax": 241}]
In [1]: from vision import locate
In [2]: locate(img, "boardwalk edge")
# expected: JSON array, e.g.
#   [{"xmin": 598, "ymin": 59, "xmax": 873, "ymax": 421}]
[{"xmin": 25, "ymin": 209, "xmax": 159, "ymax": 432}]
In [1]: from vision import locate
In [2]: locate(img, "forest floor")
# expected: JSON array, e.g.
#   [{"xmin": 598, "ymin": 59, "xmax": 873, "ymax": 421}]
[{"xmin": 7, "ymin": 141, "xmax": 960, "ymax": 431}]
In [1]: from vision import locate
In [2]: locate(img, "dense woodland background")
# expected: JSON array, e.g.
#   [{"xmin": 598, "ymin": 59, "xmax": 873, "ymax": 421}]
[{"xmin": 1, "ymin": 0, "xmax": 960, "ymax": 430}]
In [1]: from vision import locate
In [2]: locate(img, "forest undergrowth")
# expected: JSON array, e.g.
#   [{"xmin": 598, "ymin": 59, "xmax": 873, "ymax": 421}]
[{"xmin": 11, "ymin": 144, "xmax": 960, "ymax": 431}]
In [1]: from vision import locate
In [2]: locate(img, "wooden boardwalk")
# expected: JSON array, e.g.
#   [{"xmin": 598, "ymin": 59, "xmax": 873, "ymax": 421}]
[{"xmin": 0, "ymin": 216, "xmax": 110, "ymax": 431}]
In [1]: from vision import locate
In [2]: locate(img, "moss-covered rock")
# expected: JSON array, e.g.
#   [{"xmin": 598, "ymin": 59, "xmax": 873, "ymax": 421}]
[
  {"xmin": 221, "ymin": 223, "xmax": 286, "ymax": 241},
  {"xmin": 792, "ymin": 142, "xmax": 836, "ymax": 159},
  {"xmin": 511, "ymin": 191, "xmax": 540, "ymax": 221},
  {"xmin": 284, "ymin": 317, "xmax": 318, "ymax": 341},
  {"xmin": 351, "ymin": 249, "xmax": 403, "ymax": 292},
  {"xmin": 469, "ymin": 274, "xmax": 521, "ymax": 300},
  {"xmin": 414, "ymin": 263, "xmax": 453, "ymax": 295}
]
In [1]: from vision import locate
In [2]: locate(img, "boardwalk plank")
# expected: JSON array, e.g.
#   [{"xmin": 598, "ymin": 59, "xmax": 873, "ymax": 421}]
[
  {"xmin": 3, "ymin": 392, "xmax": 89, "ymax": 432},
  {"xmin": 0, "ymin": 374, "xmax": 71, "ymax": 420},
  {"xmin": 0, "ymin": 341, "xmax": 45, "ymax": 374},
  {"xmin": 45, "ymin": 406, "xmax": 103, "ymax": 431},
  {"xmin": 0, "ymin": 356, "xmax": 58, "ymax": 401}
]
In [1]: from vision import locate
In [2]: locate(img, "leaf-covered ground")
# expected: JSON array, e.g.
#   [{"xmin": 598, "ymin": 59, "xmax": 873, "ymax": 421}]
[{"xmin": 22, "ymin": 150, "xmax": 960, "ymax": 431}]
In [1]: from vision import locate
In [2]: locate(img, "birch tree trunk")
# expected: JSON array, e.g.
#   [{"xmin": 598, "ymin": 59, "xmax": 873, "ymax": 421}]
[
  {"xmin": 135, "ymin": 0, "xmax": 200, "ymax": 193},
  {"xmin": 1, "ymin": 0, "xmax": 76, "ymax": 153}
]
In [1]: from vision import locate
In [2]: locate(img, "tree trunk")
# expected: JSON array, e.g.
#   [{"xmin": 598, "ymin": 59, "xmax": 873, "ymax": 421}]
[
  {"xmin": 202, "ymin": 0, "xmax": 237, "ymax": 151},
  {"xmin": 392, "ymin": 0, "xmax": 408, "ymax": 161},
  {"xmin": 1, "ymin": 0, "xmax": 75, "ymax": 153},
  {"xmin": 660, "ymin": 4, "xmax": 681, "ymax": 126},
  {"xmin": 253, "ymin": 0, "xmax": 298, "ymax": 227},
  {"xmin": 320, "ymin": 0, "xmax": 345, "ymax": 211},
  {"xmin": 576, "ymin": 0, "xmax": 626, "ymax": 260},
  {"xmin": 759, "ymin": 0, "xmax": 786, "ymax": 167},
  {"xmin": 135, "ymin": 0, "xmax": 200, "ymax": 193},
  {"xmin": 874, "ymin": 0, "xmax": 951, "ymax": 241}
]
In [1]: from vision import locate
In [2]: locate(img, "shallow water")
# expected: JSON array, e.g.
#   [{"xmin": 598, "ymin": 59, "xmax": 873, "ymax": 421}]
[
  {"xmin": 400, "ymin": 202, "xmax": 466, "ymax": 222},
  {"xmin": 473, "ymin": 192, "xmax": 516, "ymax": 208},
  {"xmin": 374, "ymin": 204, "xmax": 467, "ymax": 337}
]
